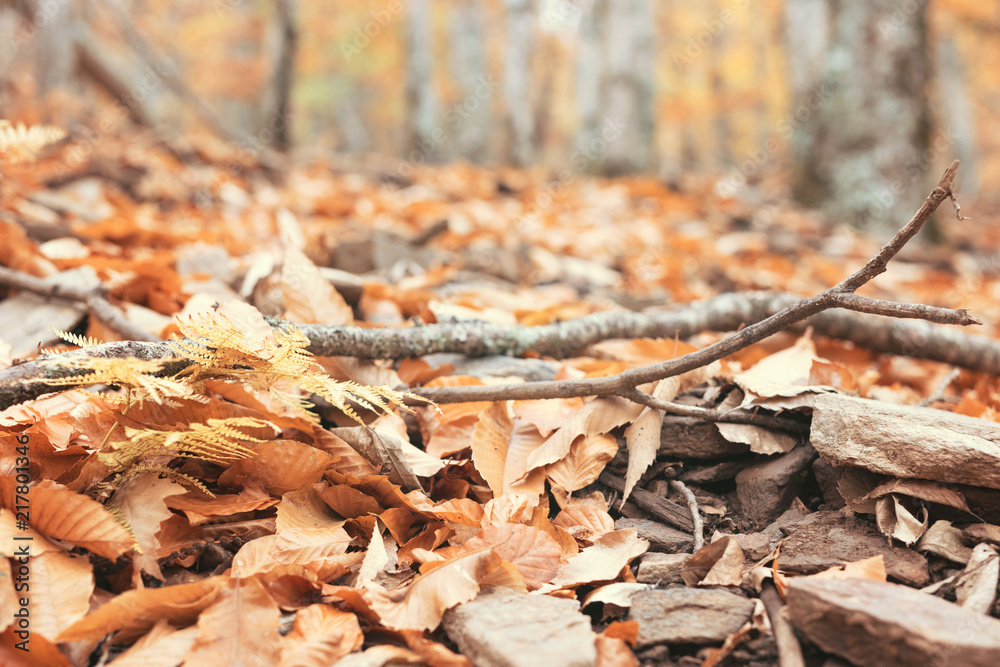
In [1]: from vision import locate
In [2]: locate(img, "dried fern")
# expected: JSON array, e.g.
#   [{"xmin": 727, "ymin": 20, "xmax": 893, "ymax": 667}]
[
  {"xmin": 30, "ymin": 356, "xmax": 195, "ymax": 406},
  {"xmin": 101, "ymin": 416, "xmax": 270, "ymax": 471},
  {"xmin": 0, "ymin": 119, "xmax": 65, "ymax": 161}
]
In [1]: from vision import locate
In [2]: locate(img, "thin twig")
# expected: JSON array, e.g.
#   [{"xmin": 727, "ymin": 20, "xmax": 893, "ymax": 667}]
[
  {"xmin": 917, "ymin": 367, "xmax": 961, "ymax": 407},
  {"xmin": 669, "ymin": 480, "xmax": 704, "ymax": 552},
  {"xmin": 0, "ymin": 266, "xmax": 159, "ymax": 343},
  {"xmin": 413, "ymin": 161, "xmax": 971, "ymax": 405},
  {"xmin": 760, "ymin": 582, "xmax": 806, "ymax": 667}
]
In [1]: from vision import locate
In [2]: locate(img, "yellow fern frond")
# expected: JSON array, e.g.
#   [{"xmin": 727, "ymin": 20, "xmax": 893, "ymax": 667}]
[
  {"xmin": 101, "ymin": 416, "xmax": 270, "ymax": 471},
  {"xmin": 30, "ymin": 356, "xmax": 192, "ymax": 406},
  {"xmin": 52, "ymin": 327, "xmax": 102, "ymax": 348},
  {"xmin": 0, "ymin": 119, "xmax": 65, "ymax": 161}
]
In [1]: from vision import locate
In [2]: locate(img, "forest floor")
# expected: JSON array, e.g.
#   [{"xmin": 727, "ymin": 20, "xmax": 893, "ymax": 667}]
[{"xmin": 2, "ymin": 128, "xmax": 1000, "ymax": 666}]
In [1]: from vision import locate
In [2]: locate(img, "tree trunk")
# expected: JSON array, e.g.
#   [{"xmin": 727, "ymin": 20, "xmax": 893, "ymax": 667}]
[
  {"xmin": 405, "ymin": 0, "xmax": 439, "ymax": 161},
  {"xmin": 935, "ymin": 36, "xmax": 979, "ymax": 198},
  {"xmin": 577, "ymin": 0, "xmax": 656, "ymax": 175},
  {"xmin": 265, "ymin": 0, "xmax": 297, "ymax": 152},
  {"xmin": 448, "ymin": 0, "xmax": 490, "ymax": 162},
  {"xmin": 502, "ymin": 0, "xmax": 536, "ymax": 167},
  {"xmin": 788, "ymin": 0, "xmax": 932, "ymax": 234}
]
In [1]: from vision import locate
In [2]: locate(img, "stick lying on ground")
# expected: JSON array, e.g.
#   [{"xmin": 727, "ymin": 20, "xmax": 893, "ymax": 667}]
[{"xmin": 0, "ymin": 162, "xmax": 983, "ymax": 415}]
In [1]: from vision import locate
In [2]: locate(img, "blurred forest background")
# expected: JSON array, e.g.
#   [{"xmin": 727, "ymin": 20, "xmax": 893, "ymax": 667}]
[{"xmin": 0, "ymin": 0, "xmax": 992, "ymax": 232}]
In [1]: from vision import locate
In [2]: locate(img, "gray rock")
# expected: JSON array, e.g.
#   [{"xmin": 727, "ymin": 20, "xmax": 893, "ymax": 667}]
[
  {"xmin": 636, "ymin": 553, "xmax": 689, "ymax": 584},
  {"xmin": 443, "ymin": 587, "xmax": 596, "ymax": 667},
  {"xmin": 630, "ymin": 587, "xmax": 754, "ymax": 647},
  {"xmin": 615, "ymin": 518, "xmax": 693, "ymax": 554},
  {"xmin": 735, "ymin": 445, "xmax": 816, "ymax": 527},
  {"xmin": 780, "ymin": 510, "xmax": 929, "ymax": 586},
  {"xmin": 787, "ymin": 577, "xmax": 1000, "ymax": 667}
]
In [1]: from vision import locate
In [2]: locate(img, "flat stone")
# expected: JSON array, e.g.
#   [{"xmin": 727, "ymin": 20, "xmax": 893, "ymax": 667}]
[
  {"xmin": 443, "ymin": 587, "xmax": 596, "ymax": 667},
  {"xmin": 659, "ymin": 419, "xmax": 749, "ymax": 459},
  {"xmin": 630, "ymin": 587, "xmax": 754, "ymax": 647},
  {"xmin": 615, "ymin": 518, "xmax": 692, "ymax": 554},
  {"xmin": 787, "ymin": 577, "xmax": 1000, "ymax": 667},
  {"xmin": 636, "ymin": 553, "xmax": 689, "ymax": 584},
  {"xmin": 780, "ymin": 510, "xmax": 929, "ymax": 586},
  {"xmin": 735, "ymin": 507, "xmax": 810, "ymax": 561},
  {"xmin": 735, "ymin": 445, "xmax": 816, "ymax": 527}
]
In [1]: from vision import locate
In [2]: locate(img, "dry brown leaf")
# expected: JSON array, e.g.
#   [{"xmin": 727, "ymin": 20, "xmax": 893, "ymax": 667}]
[
  {"xmin": 282, "ymin": 246, "xmax": 354, "ymax": 325},
  {"xmin": 526, "ymin": 397, "xmax": 643, "ymax": 475},
  {"xmin": 58, "ymin": 576, "xmax": 227, "ymax": 643},
  {"xmin": 213, "ymin": 300, "xmax": 278, "ymax": 359},
  {"xmin": 809, "ymin": 555, "xmax": 887, "ymax": 582},
  {"xmin": 232, "ymin": 530, "xmax": 357, "ymax": 580},
  {"xmin": 25, "ymin": 551, "xmax": 93, "ymax": 642},
  {"xmin": 366, "ymin": 548, "xmax": 503, "ymax": 631},
  {"xmin": 357, "ymin": 525, "xmax": 390, "ymax": 589},
  {"xmin": 28, "ymin": 480, "xmax": 135, "ymax": 560},
  {"xmin": 554, "ymin": 503, "xmax": 616, "ymax": 541},
  {"xmin": 875, "ymin": 494, "xmax": 927, "ymax": 546},
  {"xmin": 681, "ymin": 536, "xmax": 745, "ymax": 587},
  {"xmin": 595, "ymin": 634, "xmax": 638, "ymax": 667},
  {"xmin": 470, "ymin": 402, "xmax": 514, "ymax": 497},
  {"xmin": 0, "ymin": 508, "xmax": 61, "ymax": 556},
  {"xmin": 184, "ymin": 576, "xmax": 282, "ymax": 667},
  {"xmin": 276, "ymin": 486, "xmax": 346, "ymax": 534},
  {"xmin": 512, "ymin": 398, "xmax": 585, "ymax": 438},
  {"xmin": 547, "ymin": 433, "xmax": 619, "ymax": 494},
  {"xmin": 279, "ymin": 604, "xmax": 364, "ymax": 667},
  {"xmin": 621, "ymin": 378, "xmax": 678, "ymax": 504},
  {"xmin": 108, "ymin": 471, "xmax": 188, "ymax": 581},
  {"xmin": 714, "ymin": 422, "xmax": 797, "ymax": 454},
  {"xmin": 311, "ymin": 428, "xmax": 378, "ymax": 477},
  {"xmin": 107, "ymin": 620, "xmax": 199, "ymax": 667},
  {"xmin": 219, "ymin": 440, "xmax": 335, "ymax": 496},
  {"xmin": 0, "ymin": 626, "xmax": 70, "ymax": 666},
  {"xmin": 460, "ymin": 523, "xmax": 561, "ymax": 590},
  {"xmin": 539, "ymin": 529, "xmax": 648, "ymax": 592},
  {"xmin": 167, "ymin": 478, "xmax": 278, "ymax": 526}
]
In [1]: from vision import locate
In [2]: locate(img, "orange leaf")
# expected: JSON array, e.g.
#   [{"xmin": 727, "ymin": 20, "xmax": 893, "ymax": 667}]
[
  {"xmin": 219, "ymin": 440, "xmax": 334, "ymax": 496},
  {"xmin": 367, "ymin": 548, "xmax": 503, "ymax": 631},
  {"xmin": 108, "ymin": 472, "xmax": 188, "ymax": 581},
  {"xmin": 279, "ymin": 605, "xmax": 364, "ymax": 667},
  {"xmin": 546, "ymin": 433, "xmax": 618, "ymax": 494},
  {"xmin": 29, "ymin": 481, "xmax": 134, "ymax": 560},
  {"xmin": 460, "ymin": 524, "xmax": 561, "ymax": 590},
  {"xmin": 185, "ymin": 577, "xmax": 282, "ymax": 667},
  {"xmin": 59, "ymin": 576, "xmax": 227, "ymax": 643}
]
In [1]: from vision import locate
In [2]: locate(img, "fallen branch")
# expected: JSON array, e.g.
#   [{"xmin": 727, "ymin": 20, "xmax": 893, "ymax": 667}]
[
  {"xmin": 669, "ymin": 479, "xmax": 705, "ymax": 552},
  {"xmin": 0, "ymin": 163, "xmax": 986, "ymax": 415},
  {"xmin": 0, "ymin": 266, "xmax": 159, "ymax": 344}
]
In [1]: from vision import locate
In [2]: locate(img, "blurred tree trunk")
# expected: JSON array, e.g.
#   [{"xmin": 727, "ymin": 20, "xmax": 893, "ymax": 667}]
[
  {"xmin": 935, "ymin": 36, "xmax": 978, "ymax": 198},
  {"xmin": 264, "ymin": 0, "xmax": 297, "ymax": 151},
  {"xmin": 448, "ymin": 0, "xmax": 489, "ymax": 162},
  {"xmin": 405, "ymin": 0, "xmax": 439, "ymax": 160},
  {"xmin": 502, "ymin": 0, "xmax": 536, "ymax": 166},
  {"xmin": 32, "ymin": 0, "xmax": 78, "ymax": 96},
  {"xmin": 788, "ymin": 0, "xmax": 932, "ymax": 233},
  {"xmin": 578, "ymin": 0, "xmax": 656, "ymax": 175}
]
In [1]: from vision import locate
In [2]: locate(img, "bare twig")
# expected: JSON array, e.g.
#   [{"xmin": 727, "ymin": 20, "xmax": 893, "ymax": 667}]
[
  {"xmin": 0, "ymin": 163, "xmax": 985, "ymax": 414},
  {"xmin": 599, "ymin": 471, "xmax": 695, "ymax": 532},
  {"xmin": 669, "ymin": 480, "xmax": 704, "ymax": 552},
  {"xmin": 760, "ymin": 582, "xmax": 806, "ymax": 667},
  {"xmin": 413, "ymin": 161, "xmax": 974, "ymax": 405},
  {"xmin": 0, "ymin": 266, "xmax": 159, "ymax": 343}
]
